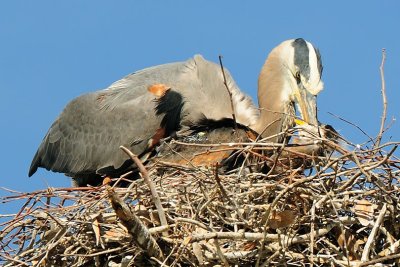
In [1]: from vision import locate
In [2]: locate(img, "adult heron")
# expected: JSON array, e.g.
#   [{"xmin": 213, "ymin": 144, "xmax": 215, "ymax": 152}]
[{"xmin": 29, "ymin": 38, "xmax": 325, "ymax": 186}]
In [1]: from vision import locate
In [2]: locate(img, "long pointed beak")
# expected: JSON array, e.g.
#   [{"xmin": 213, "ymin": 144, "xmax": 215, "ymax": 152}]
[{"xmin": 294, "ymin": 88, "xmax": 318, "ymax": 126}]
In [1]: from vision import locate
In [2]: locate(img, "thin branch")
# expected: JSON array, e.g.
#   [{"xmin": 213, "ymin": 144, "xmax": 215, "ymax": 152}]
[
  {"xmin": 106, "ymin": 186, "xmax": 164, "ymax": 260},
  {"xmin": 327, "ymin": 111, "xmax": 374, "ymax": 143},
  {"xmin": 1, "ymin": 104, "xmax": 399, "ymax": 266},
  {"xmin": 218, "ymin": 55, "xmax": 238, "ymax": 131},
  {"xmin": 120, "ymin": 145, "xmax": 168, "ymax": 232},
  {"xmin": 361, "ymin": 203, "xmax": 387, "ymax": 261},
  {"xmin": 359, "ymin": 253, "xmax": 400, "ymax": 267},
  {"xmin": 375, "ymin": 48, "xmax": 387, "ymax": 149}
]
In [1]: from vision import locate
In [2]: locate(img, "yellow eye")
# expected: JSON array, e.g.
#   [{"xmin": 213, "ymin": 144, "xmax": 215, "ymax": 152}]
[{"xmin": 295, "ymin": 71, "xmax": 301, "ymax": 79}]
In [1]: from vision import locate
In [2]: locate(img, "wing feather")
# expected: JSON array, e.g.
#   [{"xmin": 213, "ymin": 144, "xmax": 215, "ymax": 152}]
[{"xmin": 29, "ymin": 55, "xmax": 259, "ymax": 178}]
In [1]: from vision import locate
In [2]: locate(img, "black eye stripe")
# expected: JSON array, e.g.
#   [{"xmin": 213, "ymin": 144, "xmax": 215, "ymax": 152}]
[
  {"xmin": 292, "ymin": 38, "xmax": 310, "ymax": 80},
  {"xmin": 292, "ymin": 38, "xmax": 323, "ymax": 80}
]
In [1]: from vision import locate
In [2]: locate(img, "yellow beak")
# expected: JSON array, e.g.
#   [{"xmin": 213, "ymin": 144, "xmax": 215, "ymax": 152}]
[{"xmin": 293, "ymin": 87, "xmax": 318, "ymax": 126}]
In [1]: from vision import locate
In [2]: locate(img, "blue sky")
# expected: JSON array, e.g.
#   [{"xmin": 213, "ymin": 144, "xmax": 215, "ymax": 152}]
[{"xmin": 0, "ymin": 1, "xmax": 399, "ymax": 206}]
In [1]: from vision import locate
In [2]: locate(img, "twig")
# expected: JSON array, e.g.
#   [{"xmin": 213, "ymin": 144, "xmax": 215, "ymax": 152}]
[
  {"xmin": 120, "ymin": 146, "xmax": 168, "ymax": 231},
  {"xmin": 359, "ymin": 253, "xmax": 400, "ymax": 267},
  {"xmin": 375, "ymin": 48, "xmax": 387, "ymax": 149},
  {"xmin": 106, "ymin": 186, "xmax": 164, "ymax": 260},
  {"xmin": 190, "ymin": 227, "xmax": 331, "ymax": 243},
  {"xmin": 1, "ymin": 105, "xmax": 400, "ymax": 266},
  {"xmin": 310, "ymin": 200, "xmax": 316, "ymax": 266},
  {"xmin": 361, "ymin": 203, "xmax": 387, "ymax": 261},
  {"xmin": 218, "ymin": 55, "xmax": 238, "ymax": 131},
  {"xmin": 327, "ymin": 111, "xmax": 374, "ymax": 143}
]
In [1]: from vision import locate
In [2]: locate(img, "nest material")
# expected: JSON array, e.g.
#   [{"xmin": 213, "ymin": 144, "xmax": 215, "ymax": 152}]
[{"xmin": 1, "ymin": 134, "xmax": 400, "ymax": 267}]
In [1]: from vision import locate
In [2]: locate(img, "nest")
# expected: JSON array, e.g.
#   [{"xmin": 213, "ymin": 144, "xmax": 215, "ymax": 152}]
[
  {"xmin": 1, "ymin": 131, "xmax": 400, "ymax": 267},
  {"xmin": 1, "ymin": 51, "xmax": 398, "ymax": 267}
]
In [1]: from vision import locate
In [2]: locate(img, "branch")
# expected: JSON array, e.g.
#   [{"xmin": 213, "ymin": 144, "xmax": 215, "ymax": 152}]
[
  {"xmin": 375, "ymin": 48, "xmax": 387, "ymax": 149},
  {"xmin": 361, "ymin": 203, "xmax": 387, "ymax": 261},
  {"xmin": 106, "ymin": 186, "xmax": 164, "ymax": 260},
  {"xmin": 218, "ymin": 55, "xmax": 238, "ymax": 131},
  {"xmin": 120, "ymin": 146, "xmax": 168, "ymax": 232}
]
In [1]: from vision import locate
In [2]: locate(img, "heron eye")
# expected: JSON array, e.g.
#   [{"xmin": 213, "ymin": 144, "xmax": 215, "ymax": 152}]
[{"xmin": 295, "ymin": 71, "xmax": 301, "ymax": 82}]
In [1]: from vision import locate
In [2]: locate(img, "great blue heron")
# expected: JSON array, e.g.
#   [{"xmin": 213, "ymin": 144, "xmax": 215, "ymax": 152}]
[{"xmin": 29, "ymin": 38, "xmax": 326, "ymax": 186}]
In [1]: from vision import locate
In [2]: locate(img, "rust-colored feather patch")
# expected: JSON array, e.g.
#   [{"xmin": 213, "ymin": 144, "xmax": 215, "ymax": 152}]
[
  {"xmin": 149, "ymin": 127, "xmax": 166, "ymax": 148},
  {"xmin": 246, "ymin": 130, "xmax": 258, "ymax": 141},
  {"xmin": 148, "ymin": 83, "xmax": 171, "ymax": 97},
  {"xmin": 190, "ymin": 150, "xmax": 232, "ymax": 166},
  {"xmin": 163, "ymin": 148, "xmax": 233, "ymax": 167}
]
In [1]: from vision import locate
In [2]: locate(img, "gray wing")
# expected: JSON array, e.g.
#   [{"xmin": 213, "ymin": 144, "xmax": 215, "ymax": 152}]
[
  {"xmin": 29, "ymin": 55, "xmax": 258, "ymax": 177},
  {"xmin": 104, "ymin": 55, "xmax": 259, "ymax": 127},
  {"xmin": 28, "ymin": 89, "xmax": 160, "ymax": 177}
]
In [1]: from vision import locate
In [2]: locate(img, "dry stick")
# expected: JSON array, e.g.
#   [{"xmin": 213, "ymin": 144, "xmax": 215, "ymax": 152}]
[
  {"xmin": 209, "ymin": 218, "xmax": 230, "ymax": 267},
  {"xmin": 2, "ymin": 253, "xmax": 30, "ymax": 267},
  {"xmin": 175, "ymin": 217, "xmax": 228, "ymax": 266},
  {"xmin": 213, "ymin": 164, "xmax": 233, "ymax": 204},
  {"xmin": 120, "ymin": 146, "xmax": 168, "ymax": 233},
  {"xmin": 261, "ymin": 251, "xmax": 280, "ymax": 267},
  {"xmin": 35, "ymin": 227, "xmax": 68, "ymax": 266},
  {"xmin": 236, "ymin": 119, "xmax": 282, "ymax": 184},
  {"xmin": 317, "ymin": 177, "xmax": 351, "ymax": 266},
  {"xmin": 310, "ymin": 200, "xmax": 316, "ymax": 267},
  {"xmin": 359, "ymin": 253, "xmax": 400, "ymax": 267},
  {"xmin": 337, "ymin": 146, "xmax": 397, "ymax": 192},
  {"xmin": 327, "ymin": 111, "xmax": 374, "ymax": 144},
  {"xmin": 256, "ymin": 156, "xmax": 342, "ymax": 267},
  {"xmin": 375, "ymin": 48, "xmax": 387, "ymax": 150},
  {"xmin": 218, "ymin": 55, "xmax": 238, "ymax": 131},
  {"xmin": 379, "ymin": 238, "xmax": 400, "ymax": 257},
  {"xmin": 62, "ymin": 246, "xmax": 125, "ymax": 257},
  {"xmin": 189, "ymin": 227, "xmax": 332, "ymax": 245},
  {"xmin": 361, "ymin": 203, "xmax": 387, "ymax": 261},
  {"xmin": 205, "ymin": 249, "xmax": 258, "ymax": 261},
  {"xmin": 213, "ymin": 164, "xmax": 246, "ymax": 223},
  {"xmin": 106, "ymin": 186, "xmax": 164, "ymax": 260},
  {"xmin": 151, "ymin": 256, "xmax": 172, "ymax": 267}
]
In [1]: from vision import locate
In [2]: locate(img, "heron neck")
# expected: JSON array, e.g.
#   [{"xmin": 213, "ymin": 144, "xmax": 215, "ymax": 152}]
[{"xmin": 253, "ymin": 53, "xmax": 291, "ymax": 141}]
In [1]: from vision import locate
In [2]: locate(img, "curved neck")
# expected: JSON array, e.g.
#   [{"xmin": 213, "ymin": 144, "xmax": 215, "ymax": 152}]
[{"xmin": 252, "ymin": 51, "xmax": 293, "ymax": 142}]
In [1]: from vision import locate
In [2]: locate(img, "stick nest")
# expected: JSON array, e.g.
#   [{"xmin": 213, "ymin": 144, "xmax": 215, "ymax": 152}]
[{"xmin": 1, "ymin": 134, "xmax": 400, "ymax": 267}]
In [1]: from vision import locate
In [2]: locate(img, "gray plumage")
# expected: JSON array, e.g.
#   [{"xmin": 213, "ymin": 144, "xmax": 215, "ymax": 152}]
[
  {"xmin": 29, "ymin": 55, "xmax": 258, "ymax": 179},
  {"xmin": 29, "ymin": 38, "xmax": 325, "ymax": 186}
]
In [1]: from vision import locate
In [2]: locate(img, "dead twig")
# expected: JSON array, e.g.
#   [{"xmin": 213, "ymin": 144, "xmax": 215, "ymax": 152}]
[
  {"xmin": 1, "ymin": 119, "xmax": 399, "ymax": 266},
  {"xmin": 120, "ymin": 145, "xmax": 168, "ymax": 232},
  {"xmin": 219, "ymin": 55, "xmax": 238, "ymax": 131},
  {"xmin": 375, "ymin": 48, "xmax": 387, "ymax": 150},
  {"xmin": 107, "ymin": 185, "xmax": 164, "ymax": 260}
]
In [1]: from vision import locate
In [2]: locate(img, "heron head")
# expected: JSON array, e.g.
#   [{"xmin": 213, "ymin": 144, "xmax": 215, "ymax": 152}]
[{"xmin": 278, "ymin": 38, "xmax": 324, "ymax": 126}]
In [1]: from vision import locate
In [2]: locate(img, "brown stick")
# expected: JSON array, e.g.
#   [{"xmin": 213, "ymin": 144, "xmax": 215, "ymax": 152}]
[
  {"xmin": 361, "ymin": 203, "xmax": 387, "ymax": 261},
  {"xmin": 375, "ymin": 48, "xmax": 387, "ymax": 149},
  {"xmin": 106, "ymin": 186, "xmax": 164, "ymax": 260},
  {"xmin": 218, "ymin": 55, "xmax": 238, "ymax": 131},
  {"xmin": 120, "ymin": 146, "xmax": 168, "ymax": 232},
  {"xmin": 359, "ymin": 253, "xmax": 400, "ymax": 267},
  {"xmin": 189, "ymin": 227, "xmax": 331, "ymax": 244}
]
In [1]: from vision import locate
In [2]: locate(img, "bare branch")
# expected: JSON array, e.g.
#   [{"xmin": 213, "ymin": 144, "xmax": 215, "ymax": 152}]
[
  {"xmin": 219, "ymin": 55, "xmax": 238, "ymax": 131},
  {"xmin": 375, "ymin": 48, "xmax": 388, "ymax": 149},
  {"xmin": 120, "ymin": 145, "xmax": 168, "ymax": 232}
]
